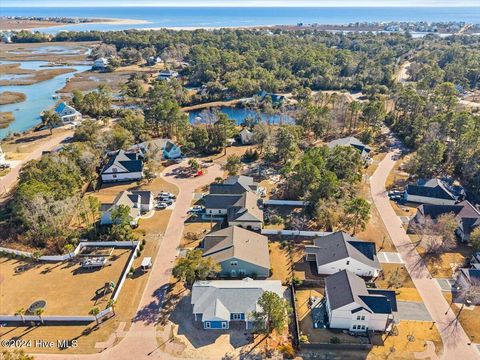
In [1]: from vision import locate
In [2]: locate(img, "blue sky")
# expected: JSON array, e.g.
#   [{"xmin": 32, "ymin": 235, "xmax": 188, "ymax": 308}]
[{"xmin": 4, "ymin": 0, "xmax": 480, "ymax": 6}]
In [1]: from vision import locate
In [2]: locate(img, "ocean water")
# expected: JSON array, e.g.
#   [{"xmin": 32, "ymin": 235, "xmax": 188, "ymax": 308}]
[{"xmin": 1, "ymin": 7, "xmax": 479, "ymax": 34}]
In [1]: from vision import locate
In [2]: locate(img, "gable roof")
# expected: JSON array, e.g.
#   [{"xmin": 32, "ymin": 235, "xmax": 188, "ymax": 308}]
[
  {"xmin": 417, "ymin": 200, "xmax": 480, "ymax": 235},
  {"xmin": 203, "ymin": 194, "xmax": 243, "ymax": 209},
  {"xmin": 305, "ymin": 231, "xmax": 380, "ymax": 270},
  {"xmin": 102, "ymin": 150, "xmax": 143, "ymax": 174},
  {"xmin": 191, "ymin": 278, "xmax": 282, "ymax": 321},
  {"xmin": 407, "ymin": 178, "xmax": 464, "ymax": 201},
  {"xmin": 202, "ymin": 226, "xmax": 270, "ymax": 269},
  {"xmin": 325, "ymin": 270, "xmax": 396, "ymax": 315},
  {"xmin": 105, "ymin": 190, "xmax": 153, "ymax": 217},
  {"xmin": 227, "ymin": 192, "xmax": 263, "ymax": 223},
  {"xmin": 459, "ymin": 268, "xmax": 480, "ymax": 285},
  {"xmin": 210, "ymin": 175, "xmax": 258, "ymax": 195},
  {"xmin": 327, "ymin": 136, "xmax": 371, "ymax": 154}
]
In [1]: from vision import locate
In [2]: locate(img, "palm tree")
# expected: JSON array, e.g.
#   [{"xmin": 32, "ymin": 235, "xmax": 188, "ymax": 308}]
[
  {"xmin": 35, "ymin": 307, "xmax": 44, "ymax": 325},
  {"xmin": 15, "ymin": 308, "xmax": 26, "ymax": 324},
  {"xmin": 107, "ymin": 299, "xmax": 117, "ymax": 316},
  {"xmin": 89, "ymin": 307, "xmax": 100, "ymax": 326}
]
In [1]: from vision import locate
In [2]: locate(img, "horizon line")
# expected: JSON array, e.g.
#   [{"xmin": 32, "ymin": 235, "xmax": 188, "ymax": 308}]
[{"xmin": 3, "ymin": 5, "xmax": 480, "ymax": 8}]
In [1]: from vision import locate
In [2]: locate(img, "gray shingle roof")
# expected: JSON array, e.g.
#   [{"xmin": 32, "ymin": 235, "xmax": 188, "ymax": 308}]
[
  {"xmin": 102, "ymin": 150, "xmax": 143, "ymax": 174},
  {"xmin": 202, "ymin": 226, "xmax": 270, "ymax": 269},
  {"xmin": 327, "ymin": 136, "xmax": 371, "ymax": 155},
  {"xmin": 210, "ymin": 175, "xmax": 258, "ymax": 195},
  {"xmin": 305, "ymin": 231, "xmax": 380, "ymax": 270},
  {"xmin": 406, "ymin": 178, "xmax": 464, "ymax": 201},
  {"xmin": 227, "ymin": 192, "xmax": 263, "ymax": 223},
  {"xmin": 325, "ymin": 270, "xmax": 395, "ymax": 314},
  {"xmin": 191, "ymin": 278, "xmax": 283, "ymax": 322},
  {"xmin": 203, "ymin": 194, "xmax": 243, "ymax": 209}
]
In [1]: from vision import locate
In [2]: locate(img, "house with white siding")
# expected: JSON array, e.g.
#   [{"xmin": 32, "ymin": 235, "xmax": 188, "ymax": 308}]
[
  {"xmin": 101, "ymin": 150, "xmax": 144, "ymax": 183},
  {"xmin": 325, "ymin": 270, "xmax": 397, "ymax": 333},
  {"xmin": 191, "ymin": 278, "xmax": 283, "ymax": 330},
  {"xmin": 305, "ymin": 231, "xmax": 381, "ymax": 277},
  {"xmin": 100, "ymin": 190, "xmax": 153, "ymax": 226},
  {"xmin": 54, "ymin": 102, "xmax": 82, "ymax": 124}
]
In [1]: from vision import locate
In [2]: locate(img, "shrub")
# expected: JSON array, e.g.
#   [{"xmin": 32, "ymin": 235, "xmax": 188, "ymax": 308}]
[
  {"xmin": 243, "ymin": 148, "xmax": 259, "ymax": 162},
  {"xmin": 299, "ymin": 333, "xmax": 309, "ymax": 343},
  {"xmin": 278, "ymin": 344, "xmax": 296, "ymax": 359},
  {"xmin": 270, "ymin": 214, "xmax": 284, "ymax": 225},
  {"xmin": 292, "ymin": 276, "xmax": 303, "ymax": 287},
  {"xmin": 330, "ymin": 336, "xmax": 341, "ymax": 344}
]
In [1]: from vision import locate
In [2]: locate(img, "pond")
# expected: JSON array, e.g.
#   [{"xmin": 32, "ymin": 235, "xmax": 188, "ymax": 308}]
[
  {"xmin": 188, "ymin": 106, "xmax": 295, "ymax": 125},
  {"xmin": 0, "ymin": 60, "xmax": 90, "ymax": 139}
]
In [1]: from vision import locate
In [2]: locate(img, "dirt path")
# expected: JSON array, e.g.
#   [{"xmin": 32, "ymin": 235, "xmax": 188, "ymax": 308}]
[
  {"xmin": 370, "ymin": 127, "xmax": 479, "ymax": 360},
  {"xmin": 33, "ymin": 160, "xmax": 223, "ymax": 360},
  {"xmin": 0, "ymin": 129, "xmax": 73, "ymax": 198},
  {"xmin": 396, "ymin": 61, "xmax": 411, "ymax": 83}
]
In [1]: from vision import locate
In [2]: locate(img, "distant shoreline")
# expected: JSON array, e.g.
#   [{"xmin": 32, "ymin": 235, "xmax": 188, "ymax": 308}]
[{"xmin": 0, "ymin": 17, "xmax": 150, "ymax": 31}]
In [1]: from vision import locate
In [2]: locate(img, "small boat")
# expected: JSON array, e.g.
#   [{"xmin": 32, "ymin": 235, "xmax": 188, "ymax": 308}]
[{"xmin": 52, "ymin": 94, "xmax": 59, "ymax": 100}]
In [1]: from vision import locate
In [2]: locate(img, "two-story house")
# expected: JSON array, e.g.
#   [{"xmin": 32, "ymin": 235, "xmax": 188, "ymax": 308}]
[
  {"xmin": 305, "ymin": 231, "xmax": 381, "ymax": 277},
  {"xmin": 100, "ymin": 190, "xmax": 153, "ymax": 226},
  {"xmin": 325, "ymin": 270, "xmax": 397, "ymax": 333},
  {"xmin": 101, "ymin": 150, "xmax": 144, "ymax": 183},
  {"xmin": 201, "ymin": 226, "xmax": 270, "ymax": 278}
]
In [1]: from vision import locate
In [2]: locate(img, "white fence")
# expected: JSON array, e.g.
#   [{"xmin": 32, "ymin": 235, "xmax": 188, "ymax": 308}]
[
  {"xmin": 0, "ymin": 315, "xmax": 95, "ymax": 323},
  {"xmin": 0, "ymin": 240, "xmax": 140, "ymax": 323},
  {"xmin": 261, "ymin": 229, "xmax": 332, "ymax": 237},
  {"xmin": 263, "ymin": 200, "xmax": 307, "ymax": 206}
]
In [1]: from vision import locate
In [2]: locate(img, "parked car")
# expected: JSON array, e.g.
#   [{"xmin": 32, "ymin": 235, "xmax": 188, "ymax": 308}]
[
  {"xmin": 156, "ymin": 202, "xmax": 168, "ymax": 209},
  {"xmin": 188, "ymin": 205, "xmax": 205, "ymax": 214},
  {"xmin": 0, "ymin": 163, "xmax": 10, "ymax": 169},
  {"xmin": 158, "ymin": 191, "xmax": 176, "ymax": 199},
  {"xmin": 158, "ymin": 197, "xmax": 173, "ymax": 205}
]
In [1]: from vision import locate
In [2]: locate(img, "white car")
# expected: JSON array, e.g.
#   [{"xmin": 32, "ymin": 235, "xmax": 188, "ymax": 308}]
[
  {"xmin": 158, "ymin": 191, "xmax": 176, "ymax": 199},
  {"xmin": 155, "ymin": 202, "xmax": 168, "ymax": 209},
  {"xmin": 188, "ymin": 205, "xmax": 205, "ymax": 214}
]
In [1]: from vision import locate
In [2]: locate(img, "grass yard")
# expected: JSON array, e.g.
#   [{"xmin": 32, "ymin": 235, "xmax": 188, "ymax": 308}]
[
  {"xmin": 268, "ymin": 241, "xmax": 293, "ymax": 283},
  {"xmin": 443, "ymin": 293, "xmax": 480, "ymax": 342},
  {"xmin": 375, "ymin": 264, "xmax": 422, "ymax": 302},
  {"xmin": 180, "ymin": 222, "xmax": 217, "ymax": 249},
  {"xmin": 416, "ymin": 243, "xmax": 472, "ymax": 278},
  {"xmin": 368, "ymin": 321, "xmax": 443, "ymax": 360},
  {"xmin": 0, "ymin": 249, "xmax": 130, "ymax": 316}
]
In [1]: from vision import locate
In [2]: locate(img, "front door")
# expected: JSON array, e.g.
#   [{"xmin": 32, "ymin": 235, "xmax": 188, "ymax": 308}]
[{"xmin": 230, "ymin": 269, "xmax": 237, "ymax": 277}]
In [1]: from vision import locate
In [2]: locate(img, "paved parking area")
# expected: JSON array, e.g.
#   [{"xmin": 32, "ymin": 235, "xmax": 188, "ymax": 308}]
[
  {"xmin": 436, "ymin": 278, "xmax": 455, "ymax": 292},
  {"xmin": 378, "ymin": 252, "xmax": 404, "ymax": 264},
  {"xmin": 395, "ymin": 301, "xmax": 432, "ymax": 322}
]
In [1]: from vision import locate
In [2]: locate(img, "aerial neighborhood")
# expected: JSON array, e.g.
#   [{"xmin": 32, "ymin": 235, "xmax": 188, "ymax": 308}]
[{"xmin": 0, "ymin": 19, "xmax": 479, "ymax": 360}]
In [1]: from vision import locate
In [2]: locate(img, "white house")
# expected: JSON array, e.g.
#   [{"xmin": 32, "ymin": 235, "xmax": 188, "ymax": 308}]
[
  {"xmin": 191, "ymin": 278, "xmax": 283, "ymax": 330},
  {"xmin": 405, "ymin": 178, "xmax": 465, "ymax": 205},
  {"xmin": 100, "ymin": 190, "xmax": 153, "ymax": 226},
  {"xmin": 239, "ymin": 128, "xmax": 254, "ymax": 145},
  {"xmin": 54, "ymin": 102, "xmax": 82, "ymax": 124},
  {"xmin": 157, "ymin": 69, "xmax": 179, "ymax": 81},
  {"xmin": 325, "ymin": 270, "xmax": 397, "ymax": 333},
  {"xmin": 101, "ymin": 150, "xmax": 144, "ymax": 183},
  {"xmin": 130, "ymin": 138, "xmax": 182, "ymax": 160},
  {"xmin": 0, "ymin": 146, "xmax": 6, "ymax": 166},
  {"xmin": 305, "ymin": 232, "xmax": 381, "ymax": 277},
  {"xmin": 93, "ymin": 57, "xmax": 108, "ymax": 70}
]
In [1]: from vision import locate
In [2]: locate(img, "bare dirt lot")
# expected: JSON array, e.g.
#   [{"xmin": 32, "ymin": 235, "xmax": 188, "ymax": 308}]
[{"xmin": 0, "ymin": 249, "xmax": 130, "ymax": 316}]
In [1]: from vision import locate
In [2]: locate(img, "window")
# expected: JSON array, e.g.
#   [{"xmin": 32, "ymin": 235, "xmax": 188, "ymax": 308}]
[
  {"xmin": 361, "ymin": 316, "xmax": 365, "ymax": 321},
  {"xmin": 112, "ymin": 168, "xmax": 117, "ymax": 173},
  {"xmin": 232, "ymin": 313, "xmax": 242, "ymax": 320},
  {"xmin": 218, "ymin": 210, "xmax": 222, "ymax": 214},
  {"xmin": 222, "ymin": 322, "xmax": 228, "ymax": 329},
  {"xmin": 205, "ymin": 322, "xmax": 211, "ymax": 329},
  {"xmin": 113, "ymin": 174, "xmax": 117, "ymax": 178},
  {"xmin": 346, "ymin": 261, "xmax": 350, "ymax": 265},
  {"xmin": 352, "ymin": 325, "xmax": 357, "ymax": 330},
  {"xmin": 356, "ymin": 316, "xmax": 361, "ymax": 320},
  {"xmin": 361, "ymin": 325, "xmax": 366, "ymax": 330},
  {"xmin": 230, "ymin": 261, "xmax": 238, "ymax": 266},
  {"xmin": 239, "ymin": 269, "xmax": 246, "ymax": 275}
]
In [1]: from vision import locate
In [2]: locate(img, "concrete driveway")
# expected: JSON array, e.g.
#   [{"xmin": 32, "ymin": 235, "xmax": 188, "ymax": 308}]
[{"xmin": 395, "ymin": 301, "xmax": 432, "ymax": 322}]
